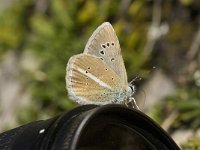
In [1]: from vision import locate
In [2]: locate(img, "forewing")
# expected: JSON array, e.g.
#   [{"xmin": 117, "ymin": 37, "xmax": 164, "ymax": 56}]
[
  {"xmin": 66, "ymin": 54, "xmax": 122, "ymax": 105},
  {"xmin": 84, "ymin": 22, "xmax": 128, "ymax": 87}
]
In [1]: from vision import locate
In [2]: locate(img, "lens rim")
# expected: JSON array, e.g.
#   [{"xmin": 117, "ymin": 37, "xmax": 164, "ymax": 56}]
[
  {"xmin": 70, "ymin": 104, "xmax": 180, "ymax": 150},
  {"xmin": 40, "ymin": 105, "xmax": 97, "ymax": 150}
]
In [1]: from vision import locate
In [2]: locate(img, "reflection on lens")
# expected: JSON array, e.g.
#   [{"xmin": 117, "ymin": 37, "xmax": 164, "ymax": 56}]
[{"xmin": 77, "ymin": 116, "xmax": 156, "ymax": 150}]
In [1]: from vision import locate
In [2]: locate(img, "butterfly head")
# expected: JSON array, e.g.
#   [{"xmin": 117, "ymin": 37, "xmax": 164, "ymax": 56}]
[
  {"xmin": 125, "ymin": 84, "xmax": 140, "ymax": 110},
  {"xmin": 127, "ymin": 84, "xmax": 135, "ymax": 98}
]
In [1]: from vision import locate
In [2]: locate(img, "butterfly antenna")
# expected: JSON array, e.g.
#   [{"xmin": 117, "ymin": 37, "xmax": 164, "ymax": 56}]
[
  {"xmin": 130, "ymin": 76, "xmax": 142, "ymax": 85},
  {"xmin": 130, "ymin": 66, "xmax": 157, "ymax": 85}
]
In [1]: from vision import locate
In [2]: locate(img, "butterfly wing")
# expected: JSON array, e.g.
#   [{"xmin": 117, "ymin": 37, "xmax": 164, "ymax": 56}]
[
  {"xmin": 84, "ymin": 22, "xmax": 128, "ymax": 88},
  {"xmin": 66, "ymin": 54, "xmax": 124, "ymax": 105}
]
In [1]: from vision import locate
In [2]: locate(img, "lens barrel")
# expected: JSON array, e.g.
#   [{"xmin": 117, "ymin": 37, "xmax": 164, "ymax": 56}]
[{"xmin": 0, "ymin": 104, "xmax": 180, "ymax": 150}]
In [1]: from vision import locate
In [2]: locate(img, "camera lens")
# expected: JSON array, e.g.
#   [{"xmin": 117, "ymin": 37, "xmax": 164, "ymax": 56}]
[
  {"xmin": 71, "ymin": 105, "xmax": 179, "ymax": 150},
  {"xmin": 77, "ymin": 117, "xmax": 156, "ymax": 150}
]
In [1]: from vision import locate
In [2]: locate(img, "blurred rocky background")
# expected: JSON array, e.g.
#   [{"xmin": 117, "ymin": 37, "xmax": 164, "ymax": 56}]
[{"xmin": 0, "ymin": 0, "xmax": 199, "ymax": 149}]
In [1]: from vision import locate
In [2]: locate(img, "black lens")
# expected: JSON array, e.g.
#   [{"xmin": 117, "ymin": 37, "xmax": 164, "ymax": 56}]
[
  {"xmin": 73, "ymin": 105, "xmax": 178, "ymax": 150},
  {"xmin": 77, "ymin": 117, "xmax": 155, "ymax": 150}
]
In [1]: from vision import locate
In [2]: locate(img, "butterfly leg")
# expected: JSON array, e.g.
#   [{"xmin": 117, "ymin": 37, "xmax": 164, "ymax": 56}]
[{"xmin": 127, "ymin": 97, "xmax": 140, "ymax": 110}]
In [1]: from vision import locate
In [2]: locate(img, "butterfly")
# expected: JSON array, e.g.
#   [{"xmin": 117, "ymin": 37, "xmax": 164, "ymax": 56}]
[{"xmin": 66, "ymin": 22, "xmax": 139, "ymax": 109}]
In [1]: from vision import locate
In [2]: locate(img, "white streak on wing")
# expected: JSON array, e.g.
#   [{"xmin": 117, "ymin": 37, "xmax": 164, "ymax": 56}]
[{"xmin": 77, "ymin": 68, "xmax": 112, "ymax": 90}]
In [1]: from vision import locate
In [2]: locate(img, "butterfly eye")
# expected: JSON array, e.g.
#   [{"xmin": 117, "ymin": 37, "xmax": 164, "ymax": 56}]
[
  {"xmin": 106, "ymin": 43, "xmax": 110, "ymax": 47},
  {"xmin": 111, "ymin": 42, "xmax": 115, "ymax": 46},
  {"xmin": 100, "ymin": 50, "xmax": 105, "ymax": 55},
  {"xmin": 101, "ymin": 44, "xmax": 106, "ymax": 48}
]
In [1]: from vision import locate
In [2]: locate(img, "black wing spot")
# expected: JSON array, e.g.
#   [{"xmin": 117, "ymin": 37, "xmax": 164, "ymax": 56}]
[
  {"xmin": 100, "ymin": 50, "xmax": 105, "ymax": 55},
  {"xmin": 86, "ymin": 71, "xmax": 88, "ymax": 73},
  {"xmin": 111, "ymin": 42, "xmax": 115, "ymax": 46},
  {"xmin": 111, "ymin": 77, "xmax": 114, "ymax": 80},
  {"xmin": 86, "ymin": 83, "xmax": 88, "ymax": 85},
  {"xmin": 86, "ymin": 77, "xmax": 89, "ymax": 79},
  {"xmin": 87, "ymin": 67, "xmax": 91, "ymax": 70},
  {"xmin": 100, "ymin": 57, "xmax": 103, "ymax": 60},
  {"xmin": 107, "ymin": 42, "xmax": 110, "ymax": 47},
  {"xmin": 105, "ymin": 68, "xmax": 108, "ymax": 71},
  {"xmin": 111, "ymin": 58, "xmax": 115, "ymax": 61},
  {"xmin": 101, "ymin": 44, "xmax": 106, "ymax": 48}
]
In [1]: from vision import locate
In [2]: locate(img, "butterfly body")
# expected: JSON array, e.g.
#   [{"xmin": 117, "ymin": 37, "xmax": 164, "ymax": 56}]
[{"xmin": 66, "ymin": 22, "xmax": 138, "ymax": 108}]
